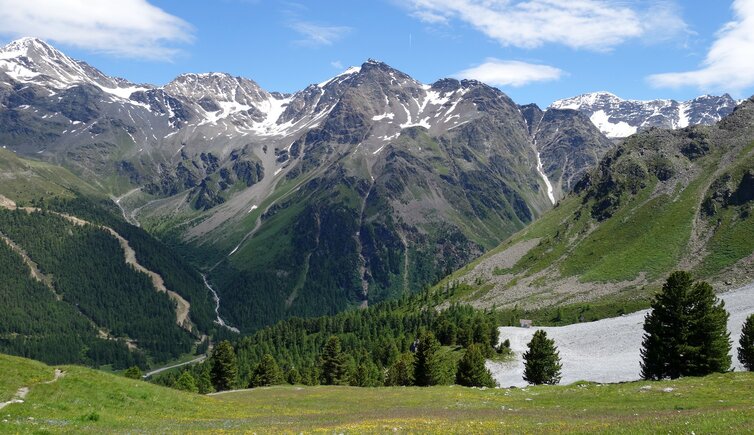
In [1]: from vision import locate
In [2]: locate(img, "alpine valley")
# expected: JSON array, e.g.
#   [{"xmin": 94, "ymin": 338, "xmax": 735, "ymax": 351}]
[{"xmin": 0, "ymin": 36, "xmax": 747, "ymax": 367}]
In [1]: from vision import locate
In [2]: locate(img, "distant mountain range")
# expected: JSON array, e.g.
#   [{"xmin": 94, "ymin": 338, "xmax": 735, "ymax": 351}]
[
  {"xmin": 0, "ymin": 37, "xmax": 743, "ymax": 331},
  {"xmin": 550, "ymin": 92, "xmax": 739, "ymax": 138}
]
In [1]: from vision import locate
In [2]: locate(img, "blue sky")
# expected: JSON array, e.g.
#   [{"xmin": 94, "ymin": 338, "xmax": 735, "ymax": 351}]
[{"xmin": 0, "ymin": 1, "xmax": 752, "ymax": 107}]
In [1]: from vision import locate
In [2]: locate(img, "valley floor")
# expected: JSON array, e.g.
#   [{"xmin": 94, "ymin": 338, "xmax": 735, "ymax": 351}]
[
  {"xmin": 1, "ymin": 354, "xmax": 753, "ymax": 433},
  {"xmin": 489, "ymin": 282, "xmax": 754, "ymax": 387}
]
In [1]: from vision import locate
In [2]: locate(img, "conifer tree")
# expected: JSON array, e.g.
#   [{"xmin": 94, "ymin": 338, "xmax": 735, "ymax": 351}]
[
  {"xmin": 249, "ymin": 353, "xmax": 283, "ymax": 387},
  {"xmin": 175, "ymin": 371, "xmax": 198, "ymax": 393},
  {"xmin": 196, "ymin": 363, "xmax": 214, "ymax": 394},
  {"xmin": 386, "ymin": 352, "xmax": 415, "ymax": 386},
  {"xmin": 287, "ymin": 367, "xmax": 302, "ymax": 385},
  {"xmin": 640, "ymin": 271, "xmax": 731, "ymax": 380},
  {"xmin": 320, "ymin": 335, "xmax": 347, "ymax": 385},
  {"xmin": 413, "ymin": 330, "xmax": 454, "ymax": 386},
  {"xmin": 210, "ymin": 340, "xmax": 238, "ymax": 391},
  {"xmin": 739, "ymin": 314, "xmax": 754, "ymax": 371},
  {"xmin": 124, "ymin": 366, "xmax": 142, "ymax": 379},
  {"xmin": 456, "ymin": 343, "xmax": 496, "ymax": 387},
  {"xmin": 523, "ymin": 330, "xmax": 562, "ymax": 385}
]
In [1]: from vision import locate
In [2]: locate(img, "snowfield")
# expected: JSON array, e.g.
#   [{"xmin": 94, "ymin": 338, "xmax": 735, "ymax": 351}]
[{"xmin": 487, "ymin": 282, "xmax": 754, "ymax": 387}]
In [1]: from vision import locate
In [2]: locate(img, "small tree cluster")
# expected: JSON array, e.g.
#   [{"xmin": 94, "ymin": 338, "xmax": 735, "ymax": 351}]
[
  {"xmin": 455, "ymin": 343, "xmax": 496, "ymax": 388},
  {"xmin": 249, "ymin": 354, "xmax": 284, "ymax": 387}
]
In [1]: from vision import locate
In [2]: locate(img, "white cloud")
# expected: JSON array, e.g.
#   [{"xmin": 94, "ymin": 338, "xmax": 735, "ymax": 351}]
[
  {"xmin": 0, "ymin": 0, "xmax": 193, "ymax": 60},
  {"xmin": 455, "ymin": 58, "xmax": 564, "ymax": 87},
  {"xmin": 405, "ymin": 0, "xmax": 687, "ymax": 51},
  {"xmin": 331, "ymin": 60, "xmax": 344, "ymax": 69},
  {"xmin": 648, "ymin": 0, "xmax": 754, "ymax": 92},
  {"xmin": 289, "ymin": 21, "xmax": 351, "ymax": 47}
]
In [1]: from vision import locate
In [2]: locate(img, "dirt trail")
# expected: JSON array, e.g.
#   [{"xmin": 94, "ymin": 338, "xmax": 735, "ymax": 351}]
[
  {"xmin": 0, "ymin": 369, "xmax": 64, "ymax": 410},
  {"xmin": 0, "ymin": 232, "xmax": 59, "ymax": 299},
  {"xmin": 0, "ymin": 194, "xmax": 192, "ymax": 332}
]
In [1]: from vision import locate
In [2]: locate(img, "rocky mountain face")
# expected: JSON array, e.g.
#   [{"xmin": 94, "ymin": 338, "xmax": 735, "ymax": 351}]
[
  {"xmin": 0, "ymin": 37, "xmax": 737, "ymax": 331},
  {"xmin": 449, "ymin": 97, "xmax": 754, "ymax": 313},
  {"xmin": 550, "ymin": 92, "xmax": 739, "ymax": 138}
]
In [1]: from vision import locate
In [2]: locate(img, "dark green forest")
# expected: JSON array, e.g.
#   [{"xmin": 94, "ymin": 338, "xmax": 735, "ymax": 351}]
[
  {"xmin": 0, "ymin": 238, "xmax": 144, "ymax": 369},
  {"xmin": 36, "ymin": 196, "xmax": 217, "ymax": 333},
  {"xmin": 153, "ymin": 290, "xmax": 503, "ymax": 389},
  {"xmin": 0, "ymin": 206, "xmax": 196, "ymax": 363}
]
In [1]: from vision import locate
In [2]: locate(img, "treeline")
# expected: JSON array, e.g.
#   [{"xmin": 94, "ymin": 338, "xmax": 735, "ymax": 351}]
[
  {"xmin": 35, "ymin": 195, "xmax": 217, "ymax": 333},
  {"xmin": 153, "ymin": 292, "xmax": 504, "ymax": 390},
  {"xmin": 0, "ymin": 239, "xmax": 144, "ymax": 369},
  {"xmin": 0, "ymin": 208, "xmax": 193, "ymax": 362}
]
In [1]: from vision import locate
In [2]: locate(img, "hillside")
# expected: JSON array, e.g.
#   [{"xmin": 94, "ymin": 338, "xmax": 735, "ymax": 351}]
[
  {"xmin": 1, "ymin": 353, "xmax": 752, "ymax": 433},
  {"xmin": 441, "ymin": 97, "xmax": 754, "ymax": 311},
  {"xmin": 0, "ymin": 151, "xmax": 224, "ymax": 368}
]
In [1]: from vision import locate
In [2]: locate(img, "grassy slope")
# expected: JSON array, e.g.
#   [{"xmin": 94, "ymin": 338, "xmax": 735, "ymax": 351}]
[
  {"xmin": 0, "ymin": 148, "xmax": 102, "ymax": 202},
  {"xmin": 434, "ymin": 110, "xmax": 754, "ymax": 317},
  {"xmin": 2, "ymin": 353, "xmax": 753, "ymax": 433}
]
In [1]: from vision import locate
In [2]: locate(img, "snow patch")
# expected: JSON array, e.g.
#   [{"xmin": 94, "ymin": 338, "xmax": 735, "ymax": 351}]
[
  {"xmin": 535, "ymin": 152, "xmax": 555, "ymax": 204},
  {"xmin": 589, "ymin": 110, "xmax": 637, "ymax": 138},
  {"xmin": 487, "ymin": 282, "xmax": 754, "ymax": 387},
  {"xmin": 676, "ymin": 102, "xmax": 690, "ymax": 128},
  {"xmin": 372, "ymin": 112, "xmax": 395, "ymax": 121}
]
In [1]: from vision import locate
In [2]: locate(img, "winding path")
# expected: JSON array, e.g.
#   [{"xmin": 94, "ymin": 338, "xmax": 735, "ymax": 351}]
[
  {"xmin": 0, "ymin": 369, "xmax": 64, "ymax": 410},
  {"xmin": 143, "ymin": 355, "xmax": 207, "ymax": 378}
]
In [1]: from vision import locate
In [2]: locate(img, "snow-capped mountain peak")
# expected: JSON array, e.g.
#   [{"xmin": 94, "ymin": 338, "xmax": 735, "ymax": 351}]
[
  {"xmin": 0, "ymin": 37, "xmax": 150, "ymax": 100},
  {"xmin": 549, "ymin": 92, "xmax": 738, "ymax": 138}
]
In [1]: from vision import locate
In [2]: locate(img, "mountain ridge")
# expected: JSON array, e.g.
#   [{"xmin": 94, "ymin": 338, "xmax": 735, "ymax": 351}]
[
  {"xmin": 0, "ymin": 36, "xmax": 743, "ymax": 332},
  {"xmin": 550, "ymin": 91, "xmax": 739, "ymax": 138}
]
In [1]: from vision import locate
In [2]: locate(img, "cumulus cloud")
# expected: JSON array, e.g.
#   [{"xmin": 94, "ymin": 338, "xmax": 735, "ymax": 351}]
[
  {"xmin": 289, "ymin": 21, "xmax": 351, "ymax": 47},
  {"xmin": 0, "ymin": 0, "xmax": 193, "ymax": 60},
  {"xmin": 648, "ymin": 0, "xmax": 754, "ymax": 92},
  {"xmin": 405, "ymin": 0, "xmax": 687, "ymax": 51},
  {"xmin": 455, "ymin": 58, "xmax": 564, "ymax": 87}
]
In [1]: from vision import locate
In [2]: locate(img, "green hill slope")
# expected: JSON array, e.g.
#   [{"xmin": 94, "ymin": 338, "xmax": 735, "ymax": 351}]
[
  {"xmin": 0, "ymin": 151, "xmax": 220, "ymax": 368},
  {"xmin": 1, "ymin": 353, "xmax": 752, "ymax": 433},
  {"xmin": 0, "ymin": 147, "xmax": 101, "ymax": 202},
  {"xmin": 441, "ymin": 97, "xmax": 754, "ymax": 312}
]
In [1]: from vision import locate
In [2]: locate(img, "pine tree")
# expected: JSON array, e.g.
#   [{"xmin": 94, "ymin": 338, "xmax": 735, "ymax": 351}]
[
  {"xmin": 640, "ymin": 271, "xmax": 731, "ymax": 380},
  {"xmin": 413, "ymin": 330, "xmax": 454, "ymax": 386},
  {"xmin": 175, "ymin": 371, "xmax": 198, "ymax": 393},
  {"xmin": 196, "ymin": 363, "xmax": 214, "ymax": 394},
  {"xmin": 523, "ymin": 330, "xmax": 562, "ymax": 385},
  {"xmin": 287, "ymin": 367, "xmax": 302, "ymax": 385},
  {"xmin": 249, "ymin": 354, "xmax": 284, "ymax": 387},
  {"xmin": 739, "ymin": 314, "xmax": 754, "ymax": 371},
  {"xmin": 124, "ymin": 366, "xmax": 142, "ymax": 379},
  {"xmin": 320, "ymin": 335, "xmax": 347, "ymax": 385},
  {"xmin": 210, "ymin": 340, "xmax": 238, "ymax": 391},
  {"xmin": 456, "ymin": 343, "xmax": 496, "ymax": 388},
  {"xmin": 386, "ymin": 352, "xmax": 415, "ymax": 386}
]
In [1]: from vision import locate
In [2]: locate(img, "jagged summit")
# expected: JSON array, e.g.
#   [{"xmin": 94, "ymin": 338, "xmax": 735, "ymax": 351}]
[{"xmin": 550, "ymin": 92, "xmax": 738, "ymax": 138}]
